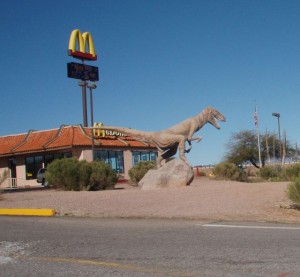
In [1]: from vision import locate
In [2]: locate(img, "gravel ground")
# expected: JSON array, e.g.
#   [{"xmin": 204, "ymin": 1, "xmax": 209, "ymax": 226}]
[{"xmin": 1, "ymin": 177, "xmax": 300, "ymax": 223}]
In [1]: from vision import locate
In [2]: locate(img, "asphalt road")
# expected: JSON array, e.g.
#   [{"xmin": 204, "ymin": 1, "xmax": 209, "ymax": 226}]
[{"xmin": 1, "ymin": 217, "xmax": 300, "ymax": 277}]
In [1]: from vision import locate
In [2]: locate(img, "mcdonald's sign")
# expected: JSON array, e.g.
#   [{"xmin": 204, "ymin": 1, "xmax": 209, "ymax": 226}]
[
  {"xmin": 93, "ymin": 122, "xmax": 105, "ymax": 137},
  {"xmin": 93, "ymin": 122, "xmax": 126, "ymax": 138},
  {"xmin": 67, "ymin": 62, "xmax": 99, "ymax": 81},
  {"xmin": 68, "ymin": 29, "xmax": 97, "ymax": 61}
]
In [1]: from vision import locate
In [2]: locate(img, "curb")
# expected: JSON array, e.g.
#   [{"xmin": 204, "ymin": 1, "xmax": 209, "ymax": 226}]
[{"xmin": 0, "ymin": 208, "xmax": 56, "ymax": 217}]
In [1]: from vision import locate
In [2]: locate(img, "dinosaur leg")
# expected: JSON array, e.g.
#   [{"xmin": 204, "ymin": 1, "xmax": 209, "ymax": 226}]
[
  {"xmin": 178, "ymin": 137, "xmax": 192, "ymax": 167},
  {"xmin": 156, "ymin": 144, "xmax": 179, "ymax": 167},
  {"xmin": 185, "ymin": 136, "xmax": 202, "ymax": 153},
  {"xmin": 156, "ymin": 152, "xmax": 163, "ymax": 168},
  {"xmin": 185, "ymin": 140, "xmax": 192, "ymax": 153},
  {"xmin": 188, "ymin": 136, "xmax": 202, "ymax": 143},
  {"xmin": 161, "ymin": 146, "xmax": 178, "ymax": 160}
]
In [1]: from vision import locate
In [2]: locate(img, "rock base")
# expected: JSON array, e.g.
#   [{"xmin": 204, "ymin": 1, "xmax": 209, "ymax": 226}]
[{"xmin": 139, "ymin": 158, "xmax": 194, "ymax": 190}]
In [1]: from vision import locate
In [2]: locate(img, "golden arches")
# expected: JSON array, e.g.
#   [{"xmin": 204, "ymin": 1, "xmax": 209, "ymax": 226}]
[
  {"xmin": 68, "ymin": 29, "xmax": 96, "ymax": 59},
  {"xmin": 93, "ymin": 122, "xmax": 105, "ymax": 137}
]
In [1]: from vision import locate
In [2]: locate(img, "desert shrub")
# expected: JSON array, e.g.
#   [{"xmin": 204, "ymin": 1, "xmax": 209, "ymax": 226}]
[
  {"xmin": 284, "ymin": 164, "xmax": 300, "ymax": 180},
  {"xmin": 0, "ymin": 169, "xmax": 8, "ymax": 185},
  {"xmin": 212, "ymin": 162, "xmax": 248, "ymax": 182},
  {"xmin": 88, "ymin": 161, "xmax": 117, "ymax": 191},
  {"xmin": 46, "ymin": 158, "xmax": 80, "ymax": 190},
  {"xmin": 257, "ymin": 165, "xmax": 297, "ymax": 181},
  {"xmin": 46, "ymin": 158, "xmax": 117, "ymax": 191},
  {"xmin": 78, "ymin": 160, "xmax": 93, "ymax": 190},
  {"xmin": 287, "ymin": 177, "xmax": 300, "ymax": 205},
  {"xmin": 258, "ymin": 166, "xmax": 280, "ymax": 180},
  {"xmin": 128, "ymin": 161, "xmax": 156, "ymax": 183},
  {"xmin": 0, "ymin": 169, "xmax": 7, "ymax": 198},
  {"xmin": 199, "ymin": 171, "xmax": 206, "ymax": 177}
]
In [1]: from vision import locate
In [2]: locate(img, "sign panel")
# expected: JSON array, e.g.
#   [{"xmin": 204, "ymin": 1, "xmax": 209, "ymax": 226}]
[
  {"xmin": 93, "ymin": 122, "xmax": 126, "ymax": 138},
  {"xmin": 67, "ymin": 62, "xmax": 99, "ymax": 81}
]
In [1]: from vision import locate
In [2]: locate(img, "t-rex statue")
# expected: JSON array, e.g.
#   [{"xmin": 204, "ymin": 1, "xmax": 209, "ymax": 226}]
[{"xmin": 98, "ymin": 106, "xmax": 226, "ymax": 167}]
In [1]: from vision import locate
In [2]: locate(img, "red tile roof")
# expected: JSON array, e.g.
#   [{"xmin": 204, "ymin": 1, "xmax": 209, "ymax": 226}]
[
  {"xmin": 0, "ymin": 133, "xmax": 27, "ymax": 155},
  {"xmin": 0, "ymin": 125, "xmax": 156, "ymax": 156}
]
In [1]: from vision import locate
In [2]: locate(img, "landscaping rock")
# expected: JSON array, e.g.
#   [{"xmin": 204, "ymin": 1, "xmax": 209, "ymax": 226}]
[{"xmin": 139, "ymin": 159, "xmax": 194, "ymax": 190}]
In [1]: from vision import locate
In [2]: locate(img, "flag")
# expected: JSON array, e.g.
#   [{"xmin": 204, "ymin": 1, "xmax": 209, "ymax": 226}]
[{"xmin": 254, "ymin": 107, "xmax": 258, "ymax": 128}]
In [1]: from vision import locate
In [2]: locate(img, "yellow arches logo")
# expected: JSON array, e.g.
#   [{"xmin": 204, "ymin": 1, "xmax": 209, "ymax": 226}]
[
  {"xmin": 68, "ymin": 29, "xmax": 97, "ymax": 61},
  {"xmin": 93, "ymin": 122, "xmax": 105, "ymax": 137}
]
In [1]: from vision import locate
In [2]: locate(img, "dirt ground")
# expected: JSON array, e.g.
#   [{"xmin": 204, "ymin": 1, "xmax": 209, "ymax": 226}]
[{"xmin": 1, "ymin": 177, "xmax": 300, "ymax": 223}]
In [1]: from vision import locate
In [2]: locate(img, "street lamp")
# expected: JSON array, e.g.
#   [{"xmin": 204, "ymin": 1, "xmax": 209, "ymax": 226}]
[
  {"xmin": 272, "ymin": 112, "xmax": 281, "ymax": 162},
  {"xmin": 87, "ymin": 82, "xmax": 97, "ymax": 161}
]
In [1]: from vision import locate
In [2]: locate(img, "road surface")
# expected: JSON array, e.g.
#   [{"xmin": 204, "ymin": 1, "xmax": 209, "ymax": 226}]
[{"xmin": 1, "ymin": 217, "xmax": 300, "ymax": 277}]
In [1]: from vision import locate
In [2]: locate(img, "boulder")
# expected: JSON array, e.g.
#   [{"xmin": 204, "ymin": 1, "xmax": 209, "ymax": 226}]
[{"xmin": 139, "ymin": 158, "xmax": 194, "ymax": 190}]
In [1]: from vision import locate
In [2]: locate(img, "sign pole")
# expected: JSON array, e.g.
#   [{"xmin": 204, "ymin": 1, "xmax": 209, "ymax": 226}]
[
  {"xmin": 87, "ymin": 82, "xmax": 97, "ymax": 161},
  {"xmin": 83, "ymin": 80, "xmax": 88, "ymax": 127},
  {"xmin": 79, "ymin": 80, "xmax": 88, "ymax": 127},
  {"xmin": 67, "ymin": 29, "xmax": 98, "ymax": 128}
]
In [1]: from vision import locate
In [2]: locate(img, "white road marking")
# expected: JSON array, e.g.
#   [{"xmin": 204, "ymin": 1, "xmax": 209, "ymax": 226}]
[
  {"xmin": 0, "ymin": 241, "xmax": 40, "ymax": 264},
  {"xmin": 200, "ymin": 224, "xmax": 300, "ymax": 230}
]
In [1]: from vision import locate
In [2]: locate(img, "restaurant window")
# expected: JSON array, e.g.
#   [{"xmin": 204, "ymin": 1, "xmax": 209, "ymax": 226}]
[
  {"xmin": 25, "ymin": 152, "xmax": 72, "ymax": 179},
  {"xmin": 132, "ymin": 151, "xmax": 157, "ymax": 166},
  {"xmin": 54, "ymin": 153, "xmax": 63, "ymax": 159},
  {"xmin": 94, "ymin": 150, "xmax": 124, "ymax": 173},
  {"xmin": 25, "ymin": 156, "xmax": 43, "ymax": 180}
]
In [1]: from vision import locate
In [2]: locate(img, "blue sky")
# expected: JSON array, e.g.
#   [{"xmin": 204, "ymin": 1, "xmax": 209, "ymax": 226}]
[{"xmin": 1, "ymin": 0, "xmax": 300, "ymax": 166}]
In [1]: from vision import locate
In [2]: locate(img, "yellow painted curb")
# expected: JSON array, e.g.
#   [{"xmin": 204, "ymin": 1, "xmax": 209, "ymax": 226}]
[{"xmin": 0, "ymin": 209, "xmax": 56, "ymax": 217}]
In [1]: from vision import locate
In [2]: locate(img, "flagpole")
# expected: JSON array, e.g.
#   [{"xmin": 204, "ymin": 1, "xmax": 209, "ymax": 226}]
[{"xmin": 254, "ymin": 103, "xmax": 262, "ymax": 168}]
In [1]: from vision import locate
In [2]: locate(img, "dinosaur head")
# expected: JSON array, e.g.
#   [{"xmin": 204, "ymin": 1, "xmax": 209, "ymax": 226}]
[{"xmin": 205, "ymin": 107, "xmax": 226, "ymax": 129}]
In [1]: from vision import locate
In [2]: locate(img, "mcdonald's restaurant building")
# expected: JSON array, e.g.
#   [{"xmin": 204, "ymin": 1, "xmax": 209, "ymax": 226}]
[{"xmin": 0, "ymin": 124, "xmax": 157, "ymax": 188}]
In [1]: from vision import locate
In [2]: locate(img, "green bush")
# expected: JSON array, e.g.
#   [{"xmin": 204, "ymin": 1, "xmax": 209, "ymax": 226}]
[
  {"xmin": 284, "ymin": 164, "xmax": 300, "ymax": 180},
  {"xmin": 128, "ymin": 161, "xmax": 156, "ymax": 183},
  {"xmin": 46, "ymin": 158, "xmax": 117, "ymax": 191},
  {"xmin": 88, "ymin": 161, "xmax": 117, "ymax": 191},
  {"xmin": 212, "ymin": 162, "xmax": 248, "ymax": 182},
  {"xmin": 78, "ymin": 160, "xmax": 93, "ymax": 190},
  {"xmin": 287, "ymin": 177, "xmax": 300, "ymax": 205},
  {"xmin": 258, "ymin": 164, "xmax": 300, "ymax": 182},
  {"xmin": 0, "ymin": 169, "xmax": 8, "ymax": 197},
  {"xmin": 46, "ymin": 158, "xmax": 79, "ymax": 190},
  {"xmin": 0, "ymin": 170, "xmax": 7, "ymax": 198},
  {"xmin": 0, "ymin": 169, "xmax": 8, "ymax": 185},
  {"xmin": 258, "ymin": 166, "xmax": 280, "ymax": 180}
]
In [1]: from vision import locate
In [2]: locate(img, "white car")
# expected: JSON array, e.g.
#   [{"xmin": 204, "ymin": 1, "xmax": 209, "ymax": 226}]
[{"xmin": 36, "ymin": 168, "xmax": 48, "ymax": 186}]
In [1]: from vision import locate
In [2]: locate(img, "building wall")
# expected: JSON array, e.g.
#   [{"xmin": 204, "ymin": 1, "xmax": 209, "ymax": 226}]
[
  {"xmin": 123, "ymin": 149, "xmax": 133, "ymax": 179},
  {"xmin": 0, "ymin": 148, "xmax": 156, "ymax": 188},
  {"xmin": 16, "ymin": 163, "xmax": 26, "ymax": 180},
  {"xmin": 78, "ymin": 148, "xmax": 92, "ymax": 161},
  {"xmin": 0, "ymin": 156, "xmax": 27, "ymax": 188}
]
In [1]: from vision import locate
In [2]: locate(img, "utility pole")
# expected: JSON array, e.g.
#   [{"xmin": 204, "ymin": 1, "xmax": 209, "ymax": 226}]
[{"xmin": 272, "ymin": 112, "xmax": 281, "ymax": 163}]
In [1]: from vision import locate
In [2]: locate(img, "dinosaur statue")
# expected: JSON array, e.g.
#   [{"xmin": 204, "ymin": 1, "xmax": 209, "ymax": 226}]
[{"xmin": 98, "ymin": 106, "xmax": 226, "ymax": 167}]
